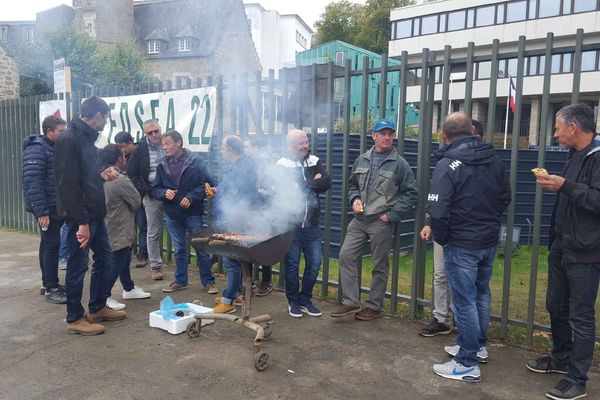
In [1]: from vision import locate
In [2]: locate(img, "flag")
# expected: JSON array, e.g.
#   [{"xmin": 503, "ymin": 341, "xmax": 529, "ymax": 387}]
[{"xmin": 509, "ymin": 76, "xmax": 516, "ymax": 112}]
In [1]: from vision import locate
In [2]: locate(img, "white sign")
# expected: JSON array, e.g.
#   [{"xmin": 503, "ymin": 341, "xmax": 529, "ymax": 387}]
[
  {"xmin": 39, "ymin": 99, "xmax": 68, "ymax": 134},
  {"xmin": 97, "ymin": 87, "xmax": 217, "ymax": 152},
  {"xmin": 53, "ymin": 58, "xmax": 70, "ymax": 94}
]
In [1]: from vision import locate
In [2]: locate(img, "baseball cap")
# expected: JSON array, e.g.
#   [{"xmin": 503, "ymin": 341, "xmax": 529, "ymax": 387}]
[{"xmin": 372, "ymin": 118, "xmax": 396, "ymax": 132}]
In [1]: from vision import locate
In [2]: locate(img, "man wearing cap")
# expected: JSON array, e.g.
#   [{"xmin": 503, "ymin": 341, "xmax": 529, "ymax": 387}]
[{"xmin": 331, "ymin": 119, "xmax": 417, "ymax": 321}]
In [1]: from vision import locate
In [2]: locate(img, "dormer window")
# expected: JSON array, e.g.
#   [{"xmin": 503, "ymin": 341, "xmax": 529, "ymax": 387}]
[
  {"xmin": 178, "ymin": 38, "xmax": 190, "ymax": 52},
  {"xmin": 148, "ymin": 40, "xmax": 160, "ymax": 54}
]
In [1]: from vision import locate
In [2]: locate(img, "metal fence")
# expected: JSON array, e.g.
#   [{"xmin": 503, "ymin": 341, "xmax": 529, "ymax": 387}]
[{"xmin": 1, "ymin": 29, "xmax": 599, "ymax": 345}]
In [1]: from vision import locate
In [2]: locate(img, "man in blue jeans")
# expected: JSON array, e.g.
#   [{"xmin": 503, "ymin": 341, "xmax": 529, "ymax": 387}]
[
  {"xmin": 427, "ymin": 113, "xmax": 510, "ymax": 382},
  {"xmin": 151, "ymin": 130, "xmax": 216, "ymax": 294},
  {"xmin": 277, "ymin": 129, "xmax": 331, "ymax": 318}
]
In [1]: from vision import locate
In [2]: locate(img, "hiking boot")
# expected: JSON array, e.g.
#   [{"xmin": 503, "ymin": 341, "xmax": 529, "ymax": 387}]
[
  {"xmin": 300, "ymin": 302, "xmax": 322, "ymax": 317},
  {"xmin": 444, "ymin": 345, "xmax": 488, "ymax": 363},
  {"xmin": 87, "ymin": 306, "xmax": 126, "ymax": 323},
  {"xmin": 134, "ymin": 256, "xmax": 148, "ymax": 268},
  {"xmin": 330, "ymin": 304, "xmax": 361, "ymax": 317},
  {"xmin": 213, "ymin": 302, "xmax": 236, "ymax": 314},
  {"xmin": 256, "ymin": 282, "xmax": 272, "ymax": 297},
  {"xmin": 433, "ymin": 359, "xmax": 481, "ymax": 382},
  {"xmin": 59, "ymin": 258, "xmax": 68, "ymax": 270},
  {"xmin": 526, "ymin": 356, "xmax": 568, "ymax": 374},
  {"xmin": 106, "ymin": 296, "xmax": 126, "ymax": 310},
  {"xmin": 419, "ymin": 318, "xmax": 451, "ymax": 337},
  {"xmin": 162, "ymin": 282, "xmax": 188, "ymax": 293},
  {"xmin": 67, "ymin": 317, "xmax": 104, "ymax": 336},
  {"xmin": 355, "ymin": 307, "xmax": 382, "ymax": 321},
  {"xmin": 44, "ymin": 287, "xmax": 67, "ymax": 304},
  {"xmin": 546, "ymin": 379, "xmax": 587, "ymax": 400},
  {"xmin": 122, "ymin": 286, "xmax": 151, "ymax": 300},
  {"xmin": 215, "ymin": 296, "xmax": 243, "ymax": 306},
  {"xmin": 151, "ymin": 268, "xmax": 163, "ymax": 280},
  {"xmin": 204, "ymin": 283, "xmax": 218, "ymax": 294},
  {"xmin": 288, "ymin": 302, "xmax": 303, "ymax": 318}
]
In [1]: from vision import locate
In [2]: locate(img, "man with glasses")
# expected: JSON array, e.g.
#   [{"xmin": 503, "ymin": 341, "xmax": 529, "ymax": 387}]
[{"xmin": 126, "ymin": 120, "xmax": 167, "ymax": 280}]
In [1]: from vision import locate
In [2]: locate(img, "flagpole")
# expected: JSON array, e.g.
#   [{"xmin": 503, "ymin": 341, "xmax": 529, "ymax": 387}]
[{"xmin": 503, "ymin": 75, "xmax": 510, "ymax": 150}]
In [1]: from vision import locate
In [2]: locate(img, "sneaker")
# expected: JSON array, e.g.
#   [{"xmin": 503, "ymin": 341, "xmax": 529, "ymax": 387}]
[
  {"xmin": 300, "ymin": 302, "xmax": 322, "ymax": 317},
  {"xmin": 288, "ymin": 302, "xmax": 303, "ymax": 318},
  {"xmin": 87, "ymin": 306, "xmax": 127, "ymax": 323},
  {"xmin": 59, "ymin": 258, "xmax": 68, "ymax": 270},
  {"xmin": 546, "ymin": 379, "xmax": 587, "ymax": 400},
  {"xmin": 67, "ymin": 317, "xmax": 104, "ymax": 336},
  {"xmin": 213, "ymin": 302, "xmax": 236, "ymax": 314},
  {"xmin": 106, "ymin": 296, "xmax": 126, "ymax": 310},
  {"xmin": 122, "ymin": 286, "xmax": 151, "ymax": 300},
  {"xmin": 419, "ymin": 318, "xmax": 451, "ymax": 337},
  {"xmin": 134, "ymin": 256, "xmax": 148, "ymax": 268},
  {"xmin": 444, "ymin": 345, "xmax": 488, "ymax": 363},
  {"xmin": 355, "ymin": 307, "xmax": 382, "ymax": 321},
  {"xmin": 44, "ymin": 287, "xmax": 67, "ymax": 304},
  {"xmin": 526, "ymin": 356, "xmax": 568, "ymax": 374},
  {"xmin": 330, "ymin": 304, "xmax": 361, "ymax": 318},
  {"xmin": 433, "ymin": 359, "xmax": 481, "ymax": 382},
  {"xmin": 162, "ymin": 282, "xmax": 188, "ymax": 293},
  {"xmin": 151, "ymin": 268, "xmax": 163, "ymax": 280},
  {"xmin": 204, "ymin": 283, "xmax": 218, "ymax": 294},
  {"xmin": 256, "ymin": 282, "xmax": 272, "ymax": 297},
  {"xmin": 215, "ymin": 296, "xmax": 243, "ymax": 306}
]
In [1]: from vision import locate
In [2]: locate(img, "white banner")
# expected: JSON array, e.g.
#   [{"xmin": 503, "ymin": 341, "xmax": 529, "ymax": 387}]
[
  {"xmin": 39, "ymin": 99, "xmax": 68, "ymax": 134},
  {"xmin": 97, "ymin": 87, "xmax": 217, "ymax": 152}
]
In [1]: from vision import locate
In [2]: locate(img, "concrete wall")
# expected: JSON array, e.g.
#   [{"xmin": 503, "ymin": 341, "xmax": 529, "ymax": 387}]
[
  {"xmin": 74, "ymin": 0, "xmax": 133, "ymax": 46},
  {"xmin": 0, "ymin": 46, "xmax": 19, "ymax": 100}
]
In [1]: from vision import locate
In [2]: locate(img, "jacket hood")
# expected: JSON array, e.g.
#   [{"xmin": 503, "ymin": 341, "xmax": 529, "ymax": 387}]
[
  {"xmin": 442, "ymin": 135, "xmax": 497, "ymax": 165},
  {"xmin": 22, "ymin": 134, "xmax": 51, "ymax": 151},
  {"xmin": 69, "ymin": 118, "xmax": 100, "ymax": 143}
]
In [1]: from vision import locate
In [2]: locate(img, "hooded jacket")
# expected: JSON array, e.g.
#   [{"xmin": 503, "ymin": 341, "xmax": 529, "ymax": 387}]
[
  {"xmin": 427, "ymin": 135, "xmax": 511, "ymax": 249},
  {"xmin": 54, "ymin": 118, "xmax": 107, "ymax": 225},
  {"xmin": 151, "ymin": 149, "xmax": 214, "ymax": 222},
  {"xmin": 104, "ymin": 169, "xmax": 141, "ymax": 251},
  {"xmin": 22, "ymin": 135, "xmax": 58, "ymax": 218}
]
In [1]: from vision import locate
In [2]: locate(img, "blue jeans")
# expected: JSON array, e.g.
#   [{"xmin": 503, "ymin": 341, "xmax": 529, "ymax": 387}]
[
  {"xmin": 65, "ymin": 220, "xmax": 111, "ymax": 323},
  {"xmin": 443, "ymin": 244, "xmax": 496, "ymax": 367},
  {"xmin": 284, "ymin": 225, "xmax": 323, "ymax": 306},
  {"xmin": 104, "ymin": 246, "xmax": 135, "ymax": 298},
  {"xmin": 165, "ymin": 215, "xmax": 214, "ymax": 286},
  {"xmin": 222, "ymin": 257, "xmax": 242, "ymax": 303},
  {"xmin": 135, "ymin": 205, "xmax": 148, "ymax": 258},
  {"xmin": 59, "ymin": 222, "xmax": 68, "ymax": 261},
  {"xmin": 547, "ymin": 239, "xmax": 600, "ymax": 386},
  {"xmin": 39, "ymin": 216, "xmax": 64, "ymax": 289}
]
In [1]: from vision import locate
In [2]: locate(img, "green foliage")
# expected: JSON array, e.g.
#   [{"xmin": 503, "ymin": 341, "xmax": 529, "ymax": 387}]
[
  {"xmin": 95, "ymin": 42, "xmax": 153, "ymax": 87},
  {"xmin": 334, "ymin": 115, "xmax": 377, "ymax": 134},
  {"xmin": 314, "ymin": 0, "xmax": 414, "ymax": 54}
]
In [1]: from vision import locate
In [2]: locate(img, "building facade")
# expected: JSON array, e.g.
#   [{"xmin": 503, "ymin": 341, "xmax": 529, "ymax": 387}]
[
  {"xmin": 389, "ymin": 0, "xmax": 600, "ymax": 146},
  {"xmin": 0, "ymin": 43, "xmax": 19, "ymax": 100}
]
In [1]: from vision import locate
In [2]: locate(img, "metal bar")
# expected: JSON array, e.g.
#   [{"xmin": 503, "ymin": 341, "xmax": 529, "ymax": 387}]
[
  {"xmin": 397, "ymin": 51, "xmax": 408, "ymax": 157},
  {"xmin": 464, "ymin": 42, "xmax": 475, "ymax": 115},
  {"xmin": 339, "ymin": 59, "xmax": 352, "ymax": 304},
  {"xmin": 229, "ymin": 74, "xmax": 237, "ymax": 135},
  {"xmin": 526, "ymin": 32, "xmax": 554, "ymax": 345},
  {"xmin": 310, "ymin": 64, "xmax": 318, "ymax": 153},
  {"xmin": 440, "ymin": 45, "xmax": 451, "ymax": 120},
  {"xmin": 361, "ymin": 56, "xmax": 369, "ymax": 153},
  {"xmin": 240, "ymin": 72, "xmax": 249, "ymax": 138},
  {"xmin": 501, "ymin": 35, "xmax": 526, "ymax": 339},
  {"xmin": 486, "ymin": 39, "xmax": 500, "ymax": 143},
  {"xmin": 282, "ymin": 69, "xmax": 289, "ymax": 143},
  {"xmin": 255, "ymin": 71, "xmax": 263, "ymax": 136},
  {"xmin": 296, "ymin": 66, "xmax": 302, "ymax": 129},
  {"xmin": 571, "ymin": 28, "xmax": 583, "ymax": 104},
  {"xmin": 267, "ymin": 69, "xmax": 275, "ymax": 137},
  {"xmin": 379, "ymin": 53, "xmax": 388, "ymax": 119}
]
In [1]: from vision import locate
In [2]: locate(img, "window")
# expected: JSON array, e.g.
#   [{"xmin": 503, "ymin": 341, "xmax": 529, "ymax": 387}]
[
  {"xmin": 296, "ymin": 31, "xmax": 307, "ymax": 48},
  {"xmin": 447, "ymin": 10, "xmax": 465, "ymax": 31},
  {"xmin": 551, "ymin": 54, "xmax": 561, "ymax": 74},
  {"xmin": 507, "ymin": 58, "xmax": 518, "ymax": 77},
  {"xmin": 476, "ymin": 5, "xmax": 495, "ymax": 27},
  {"xmin": 573, "ymin": 0, "xmax": 596, "ymax": 12},
  {"xmin": 394, "ymin": 20, "xmax": 412, "ymax": 39},
  {"xmin": 178, "ymin": 38, "xmax": 190, "ymax": 52},
  {"xmin": 562, "ymin": 53, "xmax": 572, "ymax": 73},
  {"xmin": 412, "ymin": 17, "xmax": 420, "ymax": 36},
  {"xmin": 539, "ymin": 55, "xmax": 546, "ymax": 74},
  {"xmin": 85, "ymin": 23, "xmax": 94, "ymax": 35},
  {"xmin": 439, "ymin": 13, "xmax": 446, "ymax": 32},
  {"xmin": 466, "ymin": 9, "xmax": 475, "ymax": 28},
  {"xmin": 496, "ymin": 3, "xmax": 505, "ymax": 23},
  {"xmin": 527, "ymin": 56, "xmax": 538, "ymax": 76},
  {"xmin": 335, "ymin": 51, "xmax": 344, "ymax": 66},
  {"xmin": 539, "ymin": 0, "xmax": 561, "ymax": 18},
  {"xmin": 1, "ymin": 27, "xmax": 7, "ymax": 42},
  {"xmin": 581, "ymin": 51, "xmax": 597, "ymax": 71},
  {"xmin": 563, "ymin": 0, "xmax": 572, "ymax": 14},
  {"xmin": 506, "ymin": 1, "xmax": 527, "ymax": 22},
  {"xmin": 148, "ymin": 40, "xmax": 160, "ymax": 54},
  {"xmin": 528, "ymin": 0, "xmax": 537, "ymax": 19},
  {"xmin": 421, "ymin": 14, "xmax": 437, "ymax": 35},
  {"xmin": 477, "ymin": 61, "xmax": 491, "ymax": 79}
]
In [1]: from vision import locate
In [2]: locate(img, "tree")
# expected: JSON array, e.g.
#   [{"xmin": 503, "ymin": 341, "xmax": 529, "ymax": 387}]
[
  {"xmin": 313, "ymin": 0, "xmax": 414, "ymax": 54},
  {"xmin": 95, "ymin": 42, "xmax": 152, "ymax": 87}
]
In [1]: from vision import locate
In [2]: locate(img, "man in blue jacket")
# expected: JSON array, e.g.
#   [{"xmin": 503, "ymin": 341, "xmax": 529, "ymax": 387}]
[
  {"xmin": 427, "ymin": 112, "xmax": 510, "ymax": 383},
  {"xmin": 22, "ymin": 115, "xmax": 67, "ymax": 304},
  {"xmin": 151, "ymin": 130, "xmax": 217, "ymax": 294}
]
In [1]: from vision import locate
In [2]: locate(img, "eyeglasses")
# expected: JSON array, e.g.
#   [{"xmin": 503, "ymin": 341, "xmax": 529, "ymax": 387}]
[{"xmin": 145, "ymin": 129, "xmax": 160, "ymax": 136}]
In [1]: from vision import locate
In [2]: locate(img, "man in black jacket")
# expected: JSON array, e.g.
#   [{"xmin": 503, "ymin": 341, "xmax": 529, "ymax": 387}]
[
  {"xmin": 126, "ymin": 119, "xmax": 165, "ymax": 280},
  {"xmin": 427, "ymin": 113, "xmax": 510, "ymax": 383},
  {"xmin": 526, "ymin": 104, "xmax": 600, "ymax": 400},
  {"xmin": 22, "ymin": 115, "xmax": 67, "ymax": 304},
  {"xmin": 54, "ymin": 96, "xmax": 126, "ymax": 336}
]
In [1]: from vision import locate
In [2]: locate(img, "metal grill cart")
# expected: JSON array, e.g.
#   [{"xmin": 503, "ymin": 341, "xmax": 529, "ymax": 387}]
[{"xmin": 189, "ymin": 231, "xmax": 293, "ymax": 371}]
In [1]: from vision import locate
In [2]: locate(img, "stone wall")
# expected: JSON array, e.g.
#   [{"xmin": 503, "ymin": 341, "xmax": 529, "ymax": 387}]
[{"xmin": 0, "ymin": 46, "xmax": 19, "ymax": 100}]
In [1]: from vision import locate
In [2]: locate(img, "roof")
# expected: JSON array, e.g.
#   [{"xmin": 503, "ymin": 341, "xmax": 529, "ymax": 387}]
[
  {"xmin": 280, "ymin": 14, "xmax": 313, "ymax": 33},
  {"xmin": 145, "ymin": 28, "xmax": 170, "ymax": 41},
  {"xmin": 175, "ymin": 25, "xmax": 198, "ymax": 39},
  {"xmin": 304, "ymin": 40, "xmax": 401, "ymax": 65}
]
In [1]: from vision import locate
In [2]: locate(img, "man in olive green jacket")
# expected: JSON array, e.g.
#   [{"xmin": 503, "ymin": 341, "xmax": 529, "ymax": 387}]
[{"xmin": 331, "ymin": 119, "xmax": 417, "ymax": 321}]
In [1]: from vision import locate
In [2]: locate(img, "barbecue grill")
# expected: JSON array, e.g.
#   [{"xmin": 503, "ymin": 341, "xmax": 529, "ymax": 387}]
[{"xmin": 188, "ymin": 230, "xmax": 293, "ymax": 371}]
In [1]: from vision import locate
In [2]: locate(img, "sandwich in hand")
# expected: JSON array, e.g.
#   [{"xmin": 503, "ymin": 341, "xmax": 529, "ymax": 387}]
[{"xmin": 531, "ymin": 167, "xmax": 549, "ymax": 178}]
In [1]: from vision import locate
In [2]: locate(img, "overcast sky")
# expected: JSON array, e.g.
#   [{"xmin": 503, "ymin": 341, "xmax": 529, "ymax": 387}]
[{"xmin": 1, "ymin": 0, "xmax": 366, "ymax": 30}]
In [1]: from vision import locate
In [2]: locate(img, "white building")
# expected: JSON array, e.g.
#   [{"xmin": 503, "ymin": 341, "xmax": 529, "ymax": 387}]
[
  {"xmin": 388, "ymin": 0, "xmax": 600, "ymax": 146},
  {"xmin": 245, "ymin": 3, "xmax": 313, "ymax": 77}
]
